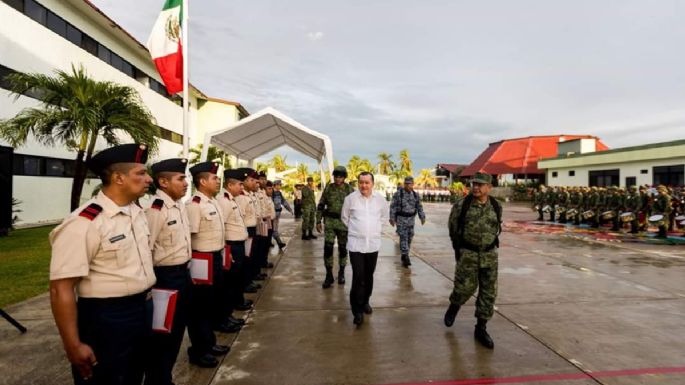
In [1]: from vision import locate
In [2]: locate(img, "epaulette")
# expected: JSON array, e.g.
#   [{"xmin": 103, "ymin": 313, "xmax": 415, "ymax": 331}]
[
  {"xmin": 151, "ymin": 199, "xmax": 164, "ymax": 210},
  {"xmin": 192, "ymin": 196, "xmax": 201, "ymax": 204},
  {"xmin": 79, "ymin": 203, "xmax": 103, "ymax": 221},
  {"xmin": 224, "ymin": 192, "xmax": 230, "ymax": 198}
]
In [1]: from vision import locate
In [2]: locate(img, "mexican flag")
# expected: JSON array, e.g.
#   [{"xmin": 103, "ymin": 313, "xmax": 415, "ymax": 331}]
[{"xmin": 147, "ymin": 0, "xmax": 183, "ymax": 94}]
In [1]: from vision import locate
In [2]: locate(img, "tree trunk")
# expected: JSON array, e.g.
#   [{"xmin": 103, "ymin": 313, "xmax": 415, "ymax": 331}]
[{"xmin": 69, "ymin": 130, "xmax": 93, "ymax": 211}]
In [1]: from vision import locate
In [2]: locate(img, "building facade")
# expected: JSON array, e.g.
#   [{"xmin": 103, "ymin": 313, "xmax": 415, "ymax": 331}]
[
  {"xmin": 538, "ymin": 139, "xmax": 685, "ymax": 188},
  {"xmin": 0, "ymin": 0, "xmax": 248, "ymax": 226}
]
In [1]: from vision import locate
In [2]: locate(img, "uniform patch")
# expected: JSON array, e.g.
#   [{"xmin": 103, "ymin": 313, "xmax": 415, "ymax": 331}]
[
  {"xmin": 78, "ymin": 203, "xmax": 103, "ymax": 221},
  {"xmin": 167, "ymin": 220, "xmax": 177, "ymax": 225},
  {"xmin": 209, "ymin": 211, "xmax": 217, "ymax": 215},
  {"xmin": 151, "ymin": 199, "xmax": 164, "ymax": 210},
  {"xmin": 224, "ymin": 192, "xmax": 230, "ymax": 198},
  {"xmin": 109, "ymin": 234, "xmax": 126, "ymax": 243},
  {"xmin": 192, "ymin": 196, "xmax": 201, "ymax": 204}
]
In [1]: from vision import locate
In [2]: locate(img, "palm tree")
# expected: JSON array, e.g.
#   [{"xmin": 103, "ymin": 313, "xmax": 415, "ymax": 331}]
[
  {"xmin": 415, "ymin": 168, "xmax": 438, "ymax": 187},
  {"xmin": 268, "ymin": 154, "xmax": 289, "ymax": 172},
  {"xmin": 0, "ymin": 65, "xmax": 159, "ymax": 210},
  {"xmin": 377, "ymin": 152, "xmax": 394, "ymax": 175},
  {"xmin": 389, "ymin": 169, "xmax": 409, "ymax": 186},
  {"xmin": 399, "ymin": 149, "xmax": 413, "ymax": 176},
  {"xmin": 359, "ymin": 158, "xmax": 374, "ymax": 173},
  {"xmin": 187, "ymin": 143, "xmax": 231, "ymax": 169},
  {"xmin": 347, "ymin": 155, "xmax": 362, "ymax": 181},
  {"xmin": 294, "ymin": 163, "xmax": 309, "ymax": 184},
  {"xmin": 255, "ymin": 162, "xmax": 268, "ymax": 173}
]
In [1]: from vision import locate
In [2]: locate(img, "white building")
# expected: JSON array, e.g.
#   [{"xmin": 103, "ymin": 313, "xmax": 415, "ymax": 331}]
[
  {"xmin": 0, "ymin": 0, "xmax": 248, "ymax": 226},
  {"xmin": 538, "ymin": 138, "xmax": 685, "ymax": 188}
]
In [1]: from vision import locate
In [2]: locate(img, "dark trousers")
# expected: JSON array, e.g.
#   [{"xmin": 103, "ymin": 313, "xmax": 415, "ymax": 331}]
[
  {"xmin": 225, "ymin": 241, "xmax": 247, "ymax": 308},
  {"xmin": 73, "ymin": 292, "xmax": 152, "ymax": 385},
  {"xmin": 187, "ymin": 250, "xmax": 222, "ymax": 357},
  {"xmin": 349, "ymin": 251, "xmax": 379, "ymax": 315},
  {"xmin": 294, "ymin": 200, "xmax": 302, "ymax": 218},
  {"xmin": 246, "ymin": 227, "xmax": 259, "ymax": 281},
  {"xmin": 145, "ymin": 264, "xmax": 191, "ymax": 385}
]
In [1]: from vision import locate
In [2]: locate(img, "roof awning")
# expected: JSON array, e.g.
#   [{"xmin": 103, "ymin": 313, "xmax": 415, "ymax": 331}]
[{"xmin": 201, "ymin": 107, "xmax": 334, "ymax": 175}]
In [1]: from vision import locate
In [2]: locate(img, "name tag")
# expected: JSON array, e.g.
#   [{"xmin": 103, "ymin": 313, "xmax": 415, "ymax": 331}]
[
  {"xmin": 210, "ymin": 211, "xmax": 217, "ymax": 216},
  {"xmin": 109, "ymin": 234, "xmax": 126, "ymax": 243},
  {"xmin": 167, "ymin": 220, "xmax": 177, "ymax": 225}
]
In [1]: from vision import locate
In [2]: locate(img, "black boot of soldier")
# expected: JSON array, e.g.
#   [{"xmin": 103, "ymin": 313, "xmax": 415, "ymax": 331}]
[
  {"xmin": 309, "ymin": 230, "xmax": 317, "ymax": 240},
  {"xmin": 302, "ymin": 230, "xmax": 309, "ymax": 240},
  {"xmin": 657, "ymin": 226, "xmax": 667, "ymax": 238},
  {"xmin": 401, "ymin": 254, "xmax": 411, "ymax": 268},
  {"xmin": 337, "ymin": 266, "xmax": 345, "ymax": 285},
  {"xmin": 443, "ymin": 303, "xmax": 460, "ymax": 327},
  {"xmin": 322, "ymin": 267, "xmax": 334, "ymax": 289},
  {"xmin": 475, "ymin": 319, "xmax": 494, "ymax": 349}
]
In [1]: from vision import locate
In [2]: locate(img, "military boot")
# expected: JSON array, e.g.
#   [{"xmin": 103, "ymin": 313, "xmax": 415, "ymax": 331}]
[
  {"xmin": 474, "ymin": 319, "xmax": 494, "ymax": 349},
  {"xmin": 322, "ymin": 267, "xmax": 334, "ymax": 289},
  {"xmin": 308, "ymin": 230, "xmax": 317, "ymax": 240},
  {"xmin": 302, "ymin": 230, "xmax": 309, "ymax": 240},
  {"xmin": 443, "ymin": 303, "xmax": 460, "ymax": 327},
  {"xmin": 401, "ymin": 254, "xmax": 411, "ymax": 267},
  {"xmin": 337, "ymin": 266, "xmax": 345, "ymax": 285}
]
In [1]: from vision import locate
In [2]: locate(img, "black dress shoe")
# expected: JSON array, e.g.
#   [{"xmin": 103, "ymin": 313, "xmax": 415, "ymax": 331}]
[
  {"xmin": 353, "ymin": 313, "xmax": 364, "ymax": 326},
  {"xmin": 258, "ymin": 273, "xmax": 268, "ymax": 279},
  {"xmin": 244, "ymin": 285, "xmax": 258, "ymax": 293},
  {"xmin": 475, "ymin": 326, "xmax": 494, "ymax": 349},
  {"xmin": 277, "ymin": 243, "xmax": 286, "ymax": 250},
  {"xmin": 228, "ymin": 316, "xmax": 245, "ymax": 325},
  {"xmin": 267, "ymin": 261, "xmax": 275, "ymax": 268},
  {"xmin": 210, "ymin": 344, "xmax": 231, "ymax": 356},
  {"xmin": 363, "ymin": 303, "xmax": 373, "ymax": 314},
  {"xmin": 253, "ymin": 275, "xmax": 265, "ymax": 281},
  {"xmin": 235, "ymin": 301, "xmax": 253, "ymax": 311},
  {"xmin": 188, "ymin": 352, "xmax": 218, "ymax": 368},
  {"xmin": 214, "ymin": 322, "xmax": 242, "ymax": 333},
  {"xmin": 444, "ymin": 303, "xmax": 460, "ymax": 327}
]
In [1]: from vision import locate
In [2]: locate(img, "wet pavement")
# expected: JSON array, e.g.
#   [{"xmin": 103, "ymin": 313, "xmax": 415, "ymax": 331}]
[{"xmin": 1, "ymin": 202, "xmax": 684, "ymax": 385}]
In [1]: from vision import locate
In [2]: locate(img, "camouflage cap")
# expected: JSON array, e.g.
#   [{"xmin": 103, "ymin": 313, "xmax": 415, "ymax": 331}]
[
  {"xmin": 470, "ymin": 172, "xmax": 493, "ymax": 184},
  {"xmin": 404, "ymin": 176, "xmax": 414, "ymax": 184}
]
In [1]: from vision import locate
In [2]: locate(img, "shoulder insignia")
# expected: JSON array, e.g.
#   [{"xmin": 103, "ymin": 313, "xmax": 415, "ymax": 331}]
[
  {"xmin": 224, "ymin": 192, "xmax": 230, "ymax": 199},
  {"xmin": 79, "ymin": 203, "xmax": 103, "ymax": 221},
  {"xmin": 151, "ymin": 199, "xmax": 164, "ymax": 210},
  {"xmin": 192, "ymin": 196, "xmax": 201, "ymax": 204}
]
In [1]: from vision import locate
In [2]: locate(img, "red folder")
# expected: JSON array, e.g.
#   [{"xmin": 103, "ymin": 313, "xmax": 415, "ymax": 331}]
[
  {"xmin": 190, "ymin": 252, "xmax": 213, "ymax": 285},
  {"xmin": 151, "ymin": 288, "xmax": 178, "ymax": 333},
  {"xmin": 223, "ymin": 244, "xmax": 233, "ymax": 271}
]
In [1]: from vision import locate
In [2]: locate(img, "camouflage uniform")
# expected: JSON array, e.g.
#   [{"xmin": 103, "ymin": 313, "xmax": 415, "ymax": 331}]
[
  {"xmin": 652, "ymin": 188, "xmax": 672, "ymax": 238},
  {"xmin": 447, "ymin": 195, "xmax": 500, "ymax": 320},
  {"xmin": 316, "ymin": 182, "xmax": 354, "ymax": 268},
  {"xmin": 544, "ymin": 188, "xmax": 558, "ymax": 222},
  {"xmin": 390, "ymin": 186, "xmax": 426, "ymax": 265},
  {"xmin": 301, "ymin": 184, "xmax": 316, "ymax": 237},
  {"xmin": 624, "ymin": 187, "xmax": 642, "ymax": 233},
  {"xmin": 533, "ymin": 187, "xmax": 545, "ymax": 221}
]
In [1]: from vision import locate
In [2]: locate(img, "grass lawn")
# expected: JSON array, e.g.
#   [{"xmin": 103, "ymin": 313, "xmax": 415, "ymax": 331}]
[{"xmin": 0, "ymin": 225, "xmax": 55, "ymax": 308}]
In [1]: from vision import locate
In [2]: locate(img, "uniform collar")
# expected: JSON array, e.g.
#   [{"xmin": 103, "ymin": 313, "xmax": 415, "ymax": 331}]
[
  {"xmin": 96, "ymin": 191, "xmax": 142, "ymax": 219},
  {"xmin": 195, "ymin": 190, "xmax": 214, "ymax": 202},
  {"xmin": 156, "ymin": 189, "xmax": 179, "ymax": 208}
]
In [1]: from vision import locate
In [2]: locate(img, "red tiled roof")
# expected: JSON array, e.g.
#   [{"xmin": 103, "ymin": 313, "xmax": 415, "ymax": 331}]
[
  {"xmin": 461, "ymin": 135, "xmax": 609, "ymax": 176},
  {"xmin": 437, "ymin": 163, "xmax": 467, "ymax": 175}
]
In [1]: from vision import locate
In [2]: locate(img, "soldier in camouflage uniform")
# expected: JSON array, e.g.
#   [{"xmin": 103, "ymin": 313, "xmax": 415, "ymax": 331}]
[
  {"xmin": 389, "ymin": 176, "xmax": 426, "ymax": 268},
  {"xmin": 301, "ymin": 177, "xmax": 317, "ymax": 240},
  {"xmin": 444, "ymin": 172, "xmax": 501, "ymax": 349},
  {"xmin": 544, "ymin": 186, "xmax": 558, "ymax": 222},
  {"xmin": 556, "ymin": 187, "xmax": 570, "ymax": 223},
  {"xmin": 316, "ymin": 166, "xmax": 355, "ymax": 288},
  {"xmin": 606, "ymin": 187, "xmax": 624, "ymax": 231},
  {"xmin": 533, "ymin": 185, "xmax": 545, "ymax": 221},
  {"xmin": 652, "ymin": 185, "xmax": 672, "ymax": 238},
  {"xmin": 624, "ymin": 186, "xmax": 642, "ymax": 234}
]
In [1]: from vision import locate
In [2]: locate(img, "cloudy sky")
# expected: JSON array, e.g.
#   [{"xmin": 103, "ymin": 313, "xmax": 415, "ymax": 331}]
[{"xmin": 93, "ymin": 0, "xmax": 685, "ymax": 171}]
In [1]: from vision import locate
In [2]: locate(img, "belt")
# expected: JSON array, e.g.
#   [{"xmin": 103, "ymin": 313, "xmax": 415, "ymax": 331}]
[
  {"xmin": 396, "ymin": 211, "xmax": 416, "ymax": 217},
  {"xmin": 276, "ymin": 208, "xmax": 282, "ymax": 212},
  {"xmin": 79, "ymin": 289, "xmax": 152, "ymax": 306},
  {"xmin": 154, "ymin": 262, "xmax": 189, "ymax": 273},
  {"xmin": 460, "ymin": 240, "xmax": 497, "ymax": 253},
  {"xmin": 324, "ymin": 212, "xmax": 341, "ymax": 219},
  {"xmin": 226, "ymin": 240, "xmax": 246, "ymax": 245}
]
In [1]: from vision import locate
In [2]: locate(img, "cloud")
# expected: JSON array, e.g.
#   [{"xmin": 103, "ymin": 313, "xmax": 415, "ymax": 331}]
[{"xmin": 306, "ymin": 31, "xmax": 324, "ymax": 41}]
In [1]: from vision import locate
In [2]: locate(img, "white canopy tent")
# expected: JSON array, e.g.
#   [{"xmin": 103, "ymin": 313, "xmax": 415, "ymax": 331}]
[{"xmin": 200, "ymin": 107, "xmax": 334, "ymax": 183}]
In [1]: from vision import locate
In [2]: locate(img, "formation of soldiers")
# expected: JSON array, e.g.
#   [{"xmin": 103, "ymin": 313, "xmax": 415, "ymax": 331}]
[
  {"xmin": 386, "ymin": 186, "xmax": 452, "ymax": 202},
  {"xmin": 532, "ymin": 184, "xmax": 685, "ymax": 238},
  {"xmin": 48, "ymin": 143, "xmax": 293, "ymax": 384}
]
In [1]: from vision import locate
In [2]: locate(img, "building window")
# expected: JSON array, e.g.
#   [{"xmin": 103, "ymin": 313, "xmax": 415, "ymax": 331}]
[
  {"xmin": 157, "ymin": 126, "xmax": 183, "ymax": 145},
  {"xmin": 81, "ymin": 34, "xmax": 98, "ymax": 55},
  {"xmin": 45, "ymin": 158, "xmax": 66, "ymax": 176},
  {"xmin": 653, "ymin": 165, "xmax": 684, "ymax": 186},
  {"xmin": 552, "ymin": 171, "xmax": 558, "ymax": 178},
  {"xmin": 569, "ymin": 170, "xmax": 575, "ymax": 177},
  {"xmin": 589, "ymin": 169, "xmax": 619, "ymax": 187},
  {"xmin": 640, "ymin": 169, "xmax": 648, "ymax": 174},
  {"xmin": 626, "ymin": 177, "xmax": 636, "ymax": 188},
  {"xmin": 24, "ymin": 0, "xmax": 46, "ymax": 25},
  {"xmin": 46, "ymin": 11, "xmax": 66, "ymax": 37},
  {"xmin": 22, "ymin": 156, "xmax": 42, "ymax": 176},
  {"xmin": 97, "ymin": 43, "xmax": 111, "ymax": 63},
  {"xmin": 65, "ymin": 23, "xmax": 82, "ymax": 45}
]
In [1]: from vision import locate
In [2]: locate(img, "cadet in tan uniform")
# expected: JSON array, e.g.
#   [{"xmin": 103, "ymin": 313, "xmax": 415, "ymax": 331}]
[
  {"xmin": 235, "ymin": 168, "xmax": 262, "ymax": 293},
  {"xmin": 264, "ymin": 180, "xmax": 277, "ymax": 250},
  {"xmin": 185, "ymin": 162, "xmax": 233, "ymax": 368},
  {"xmin": 144, "ymin": 158, "xmax": 192, "ymax": 385},
  {"xmin": 255, "ymin": 172, "xmax": 274, "ymax": 274},
  {"xmin": 217, "ymin": 169, "xmax": 253, "ymax": 325},
  {"xmin": 49, "ymin": 143, "xmax": 155, "ymax": 384}
]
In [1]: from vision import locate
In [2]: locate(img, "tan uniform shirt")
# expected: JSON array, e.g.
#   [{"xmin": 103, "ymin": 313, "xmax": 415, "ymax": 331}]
[
  {"xmin": 294, "ymin": 189, "xmax": 302, "ymax": 200},
  {"xmin": 265, "ymin": 195, "xmax": 276, "ymax": 220},
  {"xmin": 218, "ymin": 191, "xmax": 249, "ymax": 241},
  {"xmin": 186, "ymin": 191, "xmax": 225, "ymax": 252},
  {"xmin": 145, "ymin": 190, "xmax": 192, "ymax": 266},
  {"xmin": 49, "ymin": 191, "xmax": 156, "ymax": 298},
  {"xmin": 236, "ymin": 192, "xmax": 258, "ymax": 227},
  {"xmin": 257, "ymin": 189, "xmax": 270, "ymax": 219}
]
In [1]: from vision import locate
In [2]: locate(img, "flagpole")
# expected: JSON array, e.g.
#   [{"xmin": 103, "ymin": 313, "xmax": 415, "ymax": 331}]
[{"xmin": 181, "ymin": 0, "xmax": 189, "ymax": 159}]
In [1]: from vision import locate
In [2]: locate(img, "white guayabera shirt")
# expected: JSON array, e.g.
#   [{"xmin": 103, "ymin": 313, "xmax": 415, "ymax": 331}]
[{"xmin": 341, "ymin": 190, "xmax": 389, "ymax": 253}]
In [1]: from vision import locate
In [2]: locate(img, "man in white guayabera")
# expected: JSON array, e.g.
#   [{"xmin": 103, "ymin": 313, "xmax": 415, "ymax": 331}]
[{"xmin": 341, "ymin": 171, "xmax": 389, "ymax": 327}]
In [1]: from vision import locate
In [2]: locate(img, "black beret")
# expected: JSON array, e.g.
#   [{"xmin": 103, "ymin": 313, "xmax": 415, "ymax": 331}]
[
  {"xmin": 87, "ymin": 144, "xmax": 148, "ymax": 175},
  {"xmin": 266, "ymin": 180, "xmax": 273, "ymax": 187},
  {"xmin": 224, "ymin": 169, "xmax": 247, "ymax": 181},
  {"xmin": 189, "ymin": 161, "xmax": 219, "ymax": 176},
  {"xmin": 237, "ymin": 167, "xmax": 258, "ymax": 179},
  {"xmin": 258, "ymin": 171, "xmax": 267, "ymax": 178},
  {"xmin": 151, "ymin": 158, "xmax": 188, "ymax": 175}
]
